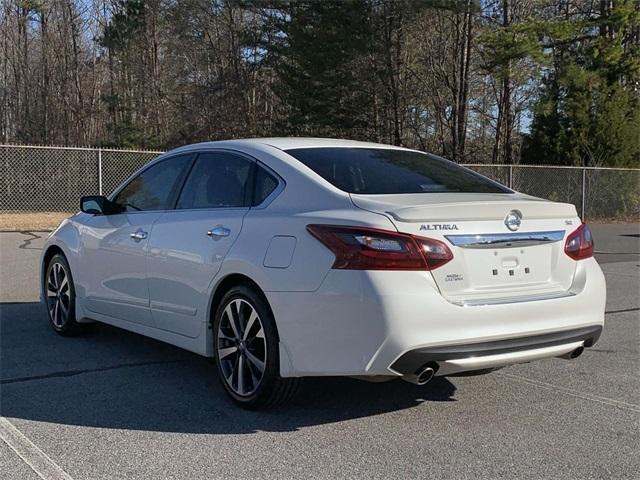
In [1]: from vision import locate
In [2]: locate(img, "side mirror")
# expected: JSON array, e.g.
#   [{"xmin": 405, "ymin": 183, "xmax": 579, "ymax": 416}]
[{"xmin": 80, "ymin": 195, "xmax": 120, "ymax": 215}]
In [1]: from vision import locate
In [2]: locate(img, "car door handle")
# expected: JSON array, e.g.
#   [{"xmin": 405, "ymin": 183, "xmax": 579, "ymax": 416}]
[
  {"xmin": 130, "ymin": 229, "xmax": 148, "ymax": 241},
  {"xmin": 207, "ymin": 227, "xmax": 231, "ymax": 238}
]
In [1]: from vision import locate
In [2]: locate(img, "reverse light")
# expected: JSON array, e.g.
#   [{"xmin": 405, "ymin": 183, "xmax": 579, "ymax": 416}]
[
  {"xmin": 564, "ymin": 223, "xmax": 594, "ymax": 260},
  {"xmin": 306, "ymin": 224, "xmax": 453, "ymax": 270}
]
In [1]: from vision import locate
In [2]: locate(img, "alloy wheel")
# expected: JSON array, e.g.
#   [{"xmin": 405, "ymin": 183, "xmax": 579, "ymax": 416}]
[
  {"xmin": 217, "ymin": 298, "xmax": 267, "ymax": 396},
  {"xmin": 47, "ymin": 262, "xmax": 71, "ymax": 328}
]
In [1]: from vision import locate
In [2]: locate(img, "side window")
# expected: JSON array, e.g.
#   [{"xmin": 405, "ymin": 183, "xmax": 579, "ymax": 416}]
[
  {"xmin": 114, "ymin": 154, "xmax": 192, "ymax": 212},
  {"xmin": 177, "ymin": 152, "xmax": 253, "ymax": 209},
  {"xmin": 253, "ymin": 165, "xmax": 279, "ymax": 206}
]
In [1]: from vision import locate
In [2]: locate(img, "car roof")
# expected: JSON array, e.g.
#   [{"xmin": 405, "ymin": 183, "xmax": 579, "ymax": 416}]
[
  {"xmin": 167, "ymin": 137, "xmax": 415, "ymax": 154},
  {"xmin": 241, "ymin": 137, "xmax": 413, "ymax": 151}
]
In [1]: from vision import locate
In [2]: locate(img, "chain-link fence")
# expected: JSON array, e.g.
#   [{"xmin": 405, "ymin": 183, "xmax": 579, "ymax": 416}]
[
  {"xmin": 1, "ymin": 144, "xmax": 638, "ymax": 221},
  {"xmin": 465, "ymin": 164, "xmax": 640, "ymax": 221},
  {"xmin": 0, "ymin": 145, "xmax": 161, "ymax": 213}
]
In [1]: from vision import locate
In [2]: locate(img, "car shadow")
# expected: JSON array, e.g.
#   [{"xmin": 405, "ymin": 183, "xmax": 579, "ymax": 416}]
[{"xmin": 0, "ymin": 302, "xmax": 456, "ymax": 435}]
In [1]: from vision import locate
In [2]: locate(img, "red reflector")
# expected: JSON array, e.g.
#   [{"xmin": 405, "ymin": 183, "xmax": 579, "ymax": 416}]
[
  {"xmin": 564, "ymin": 223, "xmax": 594, "ymax": 260},
  {"xmin": 307, "ymin": 224, "xmax": 453, "ymax": 270}
]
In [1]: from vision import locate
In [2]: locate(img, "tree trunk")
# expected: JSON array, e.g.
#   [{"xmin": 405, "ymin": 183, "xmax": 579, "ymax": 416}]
[
  {"xmin": 492, "ymin": 0, "xmax": 512, "ymax": 164},
  {"xmin": 40, "ymin": 6, "xmax": 48, "ymax": 143}
]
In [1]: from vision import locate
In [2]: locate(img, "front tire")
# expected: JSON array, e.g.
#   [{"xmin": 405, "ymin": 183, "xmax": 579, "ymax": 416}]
[
  {"xmin": 44, "ymin": 254, "xmax": 83, "ymax": 336},
  {"xmin": 213, "ymin": 285, "xmax": 300, "ymax": 409}
]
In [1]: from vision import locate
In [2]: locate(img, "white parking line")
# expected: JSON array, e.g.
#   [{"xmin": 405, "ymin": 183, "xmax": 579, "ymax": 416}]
[
  {"xmin": 497, "ymin": 372, "xmax": 640, "ymax": 413},
  {"xmin": 0, "ymin": 417, "xmax": 74, "ymax": 480}
]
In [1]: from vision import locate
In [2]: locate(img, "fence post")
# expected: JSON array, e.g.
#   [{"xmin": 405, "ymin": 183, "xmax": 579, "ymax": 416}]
[
  {"xmin": 581, "ymin": 167, "xmax": 586, "ymax": 221},
  {"xmin": 509, "ymin": 165, "xmax": 514, "ymax": 189},
  {"xmin": 97, "ymin": 148, "xmax": 103, "ymax": 195}
]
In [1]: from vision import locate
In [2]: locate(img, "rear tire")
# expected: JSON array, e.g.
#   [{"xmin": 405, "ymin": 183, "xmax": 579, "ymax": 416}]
[
  {"xmin": 44, "ymin": 254, "xmax": 84, "ymax": 336},
  {"xmin": 213, "ymin": 285, "xmax": 300, "ymax": 409}
]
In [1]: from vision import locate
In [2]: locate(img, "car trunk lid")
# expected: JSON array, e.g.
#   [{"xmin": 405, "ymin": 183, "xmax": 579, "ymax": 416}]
[{"xmin": 351, "ymin": 193, "xmax": 580, "ymax": 304}]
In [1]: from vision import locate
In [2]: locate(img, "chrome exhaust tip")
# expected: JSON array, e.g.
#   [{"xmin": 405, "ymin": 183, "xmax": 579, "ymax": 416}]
[
  {"xmin": 402, "ymin": 363, "xmax": 438, "ymax": 385},
  {"xmin": 416, "ymin": 367, "xmax": 436, "ymax": 385},
  {"xmin": 559, "ymin": 346, "xmax": 585, "ymax": 360}
]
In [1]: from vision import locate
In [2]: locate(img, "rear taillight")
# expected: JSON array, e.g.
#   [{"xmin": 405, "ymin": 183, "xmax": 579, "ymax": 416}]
[
  {"xmin": 564, "ymin": 223, "xmax": 594, "ymax": 260},
  {"xmin": 306, "ymin": 224, "xmax": 453, "ymax": 270}
]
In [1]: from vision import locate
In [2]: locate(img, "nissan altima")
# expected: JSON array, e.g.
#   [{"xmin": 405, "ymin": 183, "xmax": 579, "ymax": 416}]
[{"xmin": 41, "ymin": 138, "xmax": 605, "ymax": 408}]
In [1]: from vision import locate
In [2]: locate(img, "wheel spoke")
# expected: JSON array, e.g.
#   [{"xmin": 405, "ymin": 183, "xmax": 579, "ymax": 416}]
[
  {"xmin": 247, "ymin": 361, "xmax": 259, "ymax": 388},
  {"xmin": 243, "ymin": 310, "xmax": 258, "ymax": 341},
  {"xmin": 217, "ymin": 331, "xmax": 235, "ymax": 342},
  {"xmin": 53, "ymin": 300, "xmax": 60, "ymax": 326},
  {"xmin": 233, "ymin": 299, "xmax": 247, "ymax": 337},
  {"xmin": 254, "ymin": 324, "xmax": 265, "ymax": 339},
  {"xmin": 244, "ymin": 349, "xmax": 265, "ymax": 373},
  {"xmin": 59, "ymin": 274, "xmax": 68, "ymax": 293},
  {"xmin": 224, "ymin": 304, "xmax": 241, "ymax": 340},
  {"xmin": 53, "ymin": 264, "xmax": 60, "ymax": 288},
  {"xmin": 224, "ymin": 362, "xmax": 234, "ymax": 383},
  {"xmin": 218, "ymin": 346, "xmax": 238, "ymax": 360},
  {"xmin": 46, "ymin": 288, "xmax": 57, "ymax": 297},
  {"xmin": 59, "ymin": 297, "xmax": 69, "ymax": 316},
  {"xmin": 228, "ymin": 356, "xmax": 238, "ymax": 385},
  {"xmin": 237, "ymin": 355, "xmax": 246, "ymax": 395}
]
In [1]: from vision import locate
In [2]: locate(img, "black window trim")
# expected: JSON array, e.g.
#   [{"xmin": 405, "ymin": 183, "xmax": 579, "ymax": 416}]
[{"xmin": 106, "ymin": 148, "xmax": 285, "ymax": 214}]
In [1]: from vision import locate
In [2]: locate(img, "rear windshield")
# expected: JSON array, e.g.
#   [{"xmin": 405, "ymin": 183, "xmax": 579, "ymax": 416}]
[{"xmin": 285, "ymin": 147, "xmax": 511, "ymax": 194}]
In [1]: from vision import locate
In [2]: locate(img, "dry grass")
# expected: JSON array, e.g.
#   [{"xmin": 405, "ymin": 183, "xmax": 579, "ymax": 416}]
[{"xmin": 0, "ymin": 211, "xmax": 72, "ymax": 231}]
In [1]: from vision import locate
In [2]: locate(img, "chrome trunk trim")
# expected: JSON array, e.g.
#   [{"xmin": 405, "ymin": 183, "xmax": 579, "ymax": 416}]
[
  {"xmin": 449, "ymin": 290, "xmax": 575, "ymax": 307},
  {"xmin": 445, "ymin": 230, "xmax": 565, "ymax": 249}
]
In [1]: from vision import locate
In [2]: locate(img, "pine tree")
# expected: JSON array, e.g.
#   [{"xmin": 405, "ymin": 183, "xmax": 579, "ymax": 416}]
[
  {"xmin": 267, "ymin": 0, "xmax": 374, "ymax": 138},
  {"xmin": 523, "ymin": 1, "xmax": 640, "ymax": 167}
]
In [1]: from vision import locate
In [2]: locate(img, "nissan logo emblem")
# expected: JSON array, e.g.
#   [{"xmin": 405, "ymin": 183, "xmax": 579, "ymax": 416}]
[{"xmin": 504, "ymin": 210, "xmax": 522, "ymax": 231}]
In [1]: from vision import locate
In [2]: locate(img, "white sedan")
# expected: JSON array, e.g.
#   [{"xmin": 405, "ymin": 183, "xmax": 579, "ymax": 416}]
[{"xmin": 41, "ymin": 138, "xmax": 605, "ymax": 408}]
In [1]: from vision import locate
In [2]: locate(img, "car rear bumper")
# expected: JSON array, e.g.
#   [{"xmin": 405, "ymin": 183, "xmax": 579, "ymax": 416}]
[
  {"xmin": 389, "ymin": 324, "xmax": 602, "ymax": 375},
  {"xmin": 268, "ymin": 257, "xmax": 606, "ymax": 378}
]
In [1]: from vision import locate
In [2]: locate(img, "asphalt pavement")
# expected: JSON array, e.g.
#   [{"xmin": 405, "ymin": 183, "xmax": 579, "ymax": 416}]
[{"xmin": 0, "ymin": 224, "xmax": 638, "ymax": 479}]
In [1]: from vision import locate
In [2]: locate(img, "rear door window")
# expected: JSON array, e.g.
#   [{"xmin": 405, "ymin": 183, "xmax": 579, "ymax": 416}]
[{"xmin": 177, "ymin": 152, "xmax": 253, "ymax": 209}]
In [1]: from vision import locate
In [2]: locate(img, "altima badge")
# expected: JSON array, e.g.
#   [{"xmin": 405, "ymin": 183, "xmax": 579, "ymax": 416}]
[
  {"xmin": 504, "ymin": 210, "xmax": 522, "ymax": 231},
  {"xmin": 420, "ymin": 224, "xmax": 459, "ymax": 231}
]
